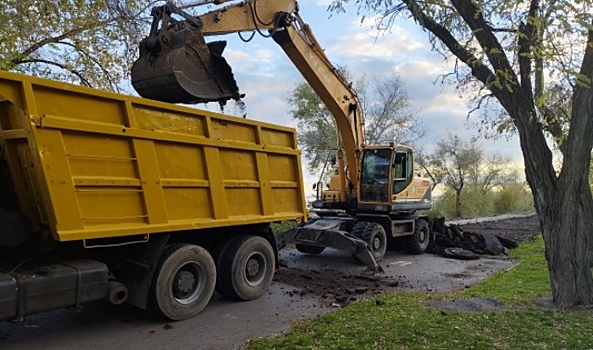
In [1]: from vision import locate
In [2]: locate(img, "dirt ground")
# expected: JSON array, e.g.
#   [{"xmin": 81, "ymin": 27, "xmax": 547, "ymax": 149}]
[
  {"xmin": 454, "ymin": 214, "xmax": 540, "ymax": 243},
  {"xmin": 273, "ymin": 215, "xmax": 541, "ymax": 307}
]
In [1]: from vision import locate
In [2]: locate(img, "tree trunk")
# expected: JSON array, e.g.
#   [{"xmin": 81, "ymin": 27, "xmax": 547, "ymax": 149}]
[
  {"xmin": 540, "ymin": 178, "xmax": 593, "ymax": 307},
  {"xmin": 455, "ymin": 188, "xmax": 462, "ymax": 218}
]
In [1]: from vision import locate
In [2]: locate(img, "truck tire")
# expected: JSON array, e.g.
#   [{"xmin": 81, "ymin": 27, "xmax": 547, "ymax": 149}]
[
  {"xmin": 150, "ymin": 244, "xmax": 216, "ymax": 321},
  {"xmin": 217, "ymin": 235, "xmax": 275, "ymax": 300},
  {"xmin": 352, "ymin": 222, "xmax": 387, "ymax": 262},
  {"xmin": 406, "ymin": 219, "xmax": 430, "ymax": 254},
  {"xmin": 213, "ymin": 237, "xmax": 238, "ymax": 295},
  {"xmin": 295, "ymin": 244, "xmax": 325, "ymax": 255}
]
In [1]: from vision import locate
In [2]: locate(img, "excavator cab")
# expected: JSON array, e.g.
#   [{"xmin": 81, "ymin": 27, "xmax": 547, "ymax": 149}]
[
  {"xmin": 131, "ymin": 3, "xmax": 241, "ymax": 104},
  {"xmin": 358, "ymin": 145, "xmax": 432, "ymax": 214}
]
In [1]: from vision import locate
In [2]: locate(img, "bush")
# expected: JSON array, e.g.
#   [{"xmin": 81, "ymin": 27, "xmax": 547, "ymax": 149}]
[
  {"xmin": 493, "ymin": 183, "xmax": 534, "ymax": 214},
  {"xmin": 432, "ymin": 181, "xmax": 534, "ymax": 219}
]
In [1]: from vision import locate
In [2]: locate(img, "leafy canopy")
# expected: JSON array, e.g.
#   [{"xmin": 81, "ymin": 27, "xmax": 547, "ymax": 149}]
[
  {"xmin": 330, "ymin": 0, "xmax": 592, "ymax": 145},
  {"xmin": 0, "ymin": 0, "xmax": 152, "ymax": 91}
]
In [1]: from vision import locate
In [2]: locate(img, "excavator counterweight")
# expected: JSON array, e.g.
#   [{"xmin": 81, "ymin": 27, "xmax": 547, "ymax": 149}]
[{"xmin": 131, "ymin": 4, "xmax": 241, "ymax": 104}]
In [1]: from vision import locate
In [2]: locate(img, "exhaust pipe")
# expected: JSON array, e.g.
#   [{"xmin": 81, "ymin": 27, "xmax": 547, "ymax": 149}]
[{"xmin": 106, "ymin": 280, "xmax": 128, "ymax": 305}]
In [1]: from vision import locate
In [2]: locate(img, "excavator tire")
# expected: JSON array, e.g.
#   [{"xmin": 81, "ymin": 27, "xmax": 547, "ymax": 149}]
[
  {"xmin": 351, "ymin": 221, "xmax": 387, "ymax": 262},
  {"xmin": 406, "ymin": 219, "xmax": 430, "ymax": 254}
]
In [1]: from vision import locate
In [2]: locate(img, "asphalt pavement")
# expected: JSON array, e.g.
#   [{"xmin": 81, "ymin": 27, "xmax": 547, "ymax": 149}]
[{"xmin": 0, "ymin": 248, "xmax": 514, "ymax": 350}]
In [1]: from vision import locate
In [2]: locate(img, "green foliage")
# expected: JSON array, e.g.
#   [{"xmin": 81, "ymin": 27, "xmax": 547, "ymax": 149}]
[
  {"xmin": 459, "ymin": 185, "xmax": 495, "ymax": 218},
  {"xmin": 493, "ymin": 182, "xmax": 534, "ymax": 214},
  {"xmin": 288, "ymin": 83, "xmax": 339, "ymax": 174},
  {"xmin": 432, "ymin": 190, "xmax": 456, "ymax": 218},
  {"xmin": 433, "ymin": 181, "xmax": 534, "ymax": 219},
  {"xmin": 270, "ymin": 221, "xmax": 297, "ymax": 234},
  {"xmin": 0, "ymin": 0, "xmax": 151, "ymax": 90},
  {"xmin": 247, "ymin": 238, "xmax": 592, "ymax": 350}
]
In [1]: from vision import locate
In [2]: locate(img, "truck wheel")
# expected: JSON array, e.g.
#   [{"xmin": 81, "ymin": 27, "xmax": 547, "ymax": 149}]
[
  {"xmin": 217, "ymin": 235, "xmax": 275, "ymax": 300},
  {"xmin": 352, "ymin": 222, "xmax": 387, "ymax": 262},
  {"xmin": 295, "ymin": 244, "xmax": 325, "ymax": 255},
  {"xmin": 151, "ymin": 244, "xmax": 216, "ymax": 321},
  {"xmin": 406, "ymin": 219, "xmax": 430, "ymax": 254}
]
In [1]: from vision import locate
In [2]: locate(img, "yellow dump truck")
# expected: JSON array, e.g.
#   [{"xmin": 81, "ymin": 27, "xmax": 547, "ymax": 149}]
[{"xmin": 0, "ymin": 70, "xmax": 307, "ymax": 321}]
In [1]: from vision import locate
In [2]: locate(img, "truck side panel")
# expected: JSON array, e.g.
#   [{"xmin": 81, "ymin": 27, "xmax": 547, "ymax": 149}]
[{"xmin": 0, "ymin": 71, "xmax": 306, "ymax": 243}]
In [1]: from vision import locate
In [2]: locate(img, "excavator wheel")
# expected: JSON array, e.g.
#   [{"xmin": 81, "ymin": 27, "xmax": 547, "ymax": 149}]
[
  {"xmin": 131, "ymin": 21, "xmax": 241, "ymax": 104},
  {"xmin": 351, "ymin": 221, "xmax": 387, "ymax": 262},
  {"xmin": 406, "ymin": 219, "xmax": 430, "ymax": 254}
]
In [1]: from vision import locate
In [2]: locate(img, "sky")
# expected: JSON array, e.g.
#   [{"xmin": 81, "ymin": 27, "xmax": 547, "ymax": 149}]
[{"xmin": 152, "ymin": 0, "xmax": 527, "ymax": 188}]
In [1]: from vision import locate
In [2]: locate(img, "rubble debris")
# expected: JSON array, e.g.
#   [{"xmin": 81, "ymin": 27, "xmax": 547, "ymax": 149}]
[
  {"xmin": 442, "ymin": 248, "xmax": 479, "ymax": 260},
  {"xmin": 273, "ymin": 266, "xmax": 402, "ymax": 307},
  {"xmin": 429, "ymin": 215, "xmax": 540, "ymax": 260}
]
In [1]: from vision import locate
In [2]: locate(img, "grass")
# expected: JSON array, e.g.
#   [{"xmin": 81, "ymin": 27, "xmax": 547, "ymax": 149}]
[
  {"xmin": 271, "ymin": 221, "xmax": 297, "ymax": 234},
  {"xmin": 246, "ymin": 236, "xmax": 593, "ymax": 350}
]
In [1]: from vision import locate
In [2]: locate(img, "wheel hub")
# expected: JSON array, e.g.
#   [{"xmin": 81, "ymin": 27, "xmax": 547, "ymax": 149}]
[
  {"xmin": 419, "ymin": 229, "xmax": 427, "ymax": 242},
  {"xmin": 246, "ymin": 258, "xmax": 260, "ymax": 278},
  {"xmin": 172, "ymin": 262, "xmax": 206, "ymax": 304},
  {"xmin": 244, "ymin": 252, "xmax": 266, "ymax": 286},
  {"xmin": 175, "ymin": 270, "xmax": 196, "ymax": 294},
  {"xmin": 372, "ymin": 236, "xmax": 381, "ymax": 250}
]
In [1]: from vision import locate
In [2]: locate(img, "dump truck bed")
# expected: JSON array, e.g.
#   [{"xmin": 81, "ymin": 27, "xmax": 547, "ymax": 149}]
[{"xmin": 0, "ymin": 70, "xmax": 306, "ymax": 243}]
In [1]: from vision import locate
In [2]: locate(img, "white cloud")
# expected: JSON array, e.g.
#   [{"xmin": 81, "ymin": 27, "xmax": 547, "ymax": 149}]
[
  {"xmin": 222, "ymin": 47, "xmax": 278, "ymax": 75},
  {"xmin": 326, "ymin": 21, "xmax": 428, "ymax": 61}
]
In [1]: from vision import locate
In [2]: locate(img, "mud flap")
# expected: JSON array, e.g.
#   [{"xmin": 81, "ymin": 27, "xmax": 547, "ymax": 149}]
[
  {"xmin": 131, "ymin": 21, "xmax": 241, "ymax": 104},
  {"xmin": 277, "ymin": 219, "xmax": 384, "ymax": 272}
]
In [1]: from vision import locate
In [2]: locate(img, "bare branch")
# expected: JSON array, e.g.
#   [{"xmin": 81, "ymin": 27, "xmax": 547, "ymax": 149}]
[
  {"xmin": 17, "ymin": 59, "xmax": 92, "ymax": 87},
  {"xmin": 401, "ymin": 0, "xmax": 496, "ymax": 87},
  {"xmin": 467, "ymin": 93, "xmax": 494, "ymax": 119},
  {"xmin": 55, "ymin": 41, "xmax": 118, "ymax": 90},
  {"xmin": 13, "ymin": 18, "xmax": 117, "ymax": 64}
]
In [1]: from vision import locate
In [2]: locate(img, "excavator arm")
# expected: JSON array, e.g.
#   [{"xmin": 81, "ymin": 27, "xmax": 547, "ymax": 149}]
[{"xmin": 131, "ymin": 0, "xmax": 364, "ymax": 201}]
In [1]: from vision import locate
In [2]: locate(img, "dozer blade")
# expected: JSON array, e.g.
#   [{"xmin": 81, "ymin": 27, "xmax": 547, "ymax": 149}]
[
  {"xmin": 276, "ymin": 220, "xmax": 385, "ymax": 273},
  {"xmin": 131, "ymin": 22, "xmax": 241, "ymax": 104}
]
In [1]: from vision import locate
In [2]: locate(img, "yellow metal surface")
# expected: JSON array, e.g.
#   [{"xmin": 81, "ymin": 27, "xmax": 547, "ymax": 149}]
[{"xmin": 0, "ymin": 70, "xmax": 306, "ymax": 241}]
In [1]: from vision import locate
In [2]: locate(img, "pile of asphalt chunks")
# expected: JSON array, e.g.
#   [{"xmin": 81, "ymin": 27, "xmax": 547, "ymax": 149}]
[{"xmin": 427, "ymin": 217, "xmax": 519, "ymax": 260}]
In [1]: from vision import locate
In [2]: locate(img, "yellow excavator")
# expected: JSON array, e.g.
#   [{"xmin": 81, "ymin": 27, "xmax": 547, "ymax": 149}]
[{"xmin": 131, "ymin": 0, "xmax": 433, "ymax": 271}]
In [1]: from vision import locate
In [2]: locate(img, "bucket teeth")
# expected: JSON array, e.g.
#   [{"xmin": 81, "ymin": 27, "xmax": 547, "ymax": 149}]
[{"xmin": 131, "ymin": 22, "xmax": 241, "ymax": 104}]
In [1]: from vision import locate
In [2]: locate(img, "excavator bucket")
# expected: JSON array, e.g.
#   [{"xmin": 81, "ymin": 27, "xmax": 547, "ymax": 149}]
[{"xmin": 131, "ymin": 21, "xmax": 241, "ymax": 104}]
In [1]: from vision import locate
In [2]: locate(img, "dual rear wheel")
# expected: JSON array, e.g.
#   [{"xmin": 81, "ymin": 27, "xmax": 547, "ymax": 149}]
[{"xmin": 150, "ymin": 235, "xmax": 275, "ymax": 320}]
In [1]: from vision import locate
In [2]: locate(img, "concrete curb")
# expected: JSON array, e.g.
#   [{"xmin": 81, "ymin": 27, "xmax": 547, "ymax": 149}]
[{"xmin": 446, "ymin": 213, "xmax": 537, "ymax": 226}]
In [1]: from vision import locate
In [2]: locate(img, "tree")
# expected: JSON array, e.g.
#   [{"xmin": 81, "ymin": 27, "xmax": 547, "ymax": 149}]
[
  {"xmin": 1, "ymin": 0, "xmax": 151, "ymax": 91},
  {"xmin": 330, "ymin": 0, "xmax": 593, "ymax": 307},
  {"xmin": 428, "ymin": 133, "xmax": 512, "ymax": 218},
  {"xmin": 288, "ymin": 72, "xmax": 425, "ymax": 175}
]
